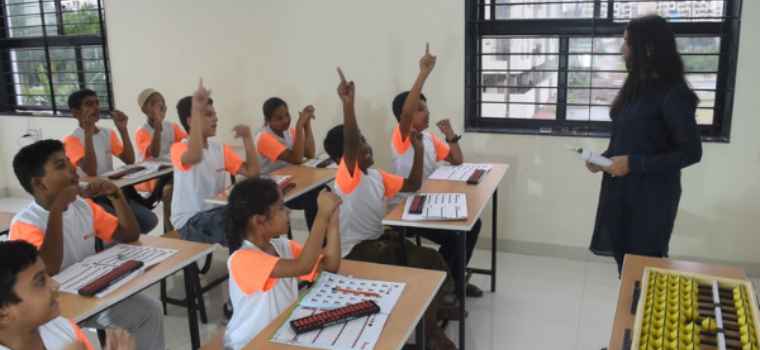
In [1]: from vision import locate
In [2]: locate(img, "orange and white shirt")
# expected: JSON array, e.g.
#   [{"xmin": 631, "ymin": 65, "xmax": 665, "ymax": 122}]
[
  {"xmin": 390, "ymin": 125, "xmax": 450, "ymax": 180},
  {"xmin": 170, "ymin": 140, "xmax": 243, "ymax": 230},
  {"xmin": 63, "ymin": 127, "xmax": 124, "ymax": 176},
  {"xmin": 224, "ymin": 238, "xmax": 320, "ymax": 350},
  {"xmin": 255, "ymin": 126, "xmax": 297, "ymax": 173},
  {"xmin": 135, "ymin": 121, "xmax": 187, "ymax": 162},
  {"xmin": 334, "ymin": 159, "xmax": 404, "ymax": 257},
  {"xmin": 9, "ymin": 197, "xmax": 117, "ymax": 271},
  {"xmin": 0, "ymin": 317, "xmax": 95, "ymax": 350}
]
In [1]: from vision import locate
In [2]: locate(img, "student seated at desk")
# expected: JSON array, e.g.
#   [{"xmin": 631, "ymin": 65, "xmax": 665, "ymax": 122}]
[
  {"xmin": 8, "ymin": 140, "xmax": 164, "ymax": 350},
  {"xmin": 62, "ymin": 89, "xmax": 158, "ymax": 234},
  {"xmin": 391, "ymin": 44, "xmax": 483, "ymax": 299},
  {"xmin": 0, "ymin": 240, "xmax": 136, "ymax": 350},
  {"xmin": 171, "ymin": 81, "xmax": 259, "ymax": 245},
  {"xmin": 134, "ymin": 88, "xmax": 188, "ymax": 232},
  {"xmin": 223, "ymin": 177, "xmax": 341, "ymax": 349},
  {"xmin": 323, "ymin": 68, "xmax": 456, "ymax": 350},
  {"xmin": 255, "ymin": 98, "xmax": 319, "ymax": 230}
]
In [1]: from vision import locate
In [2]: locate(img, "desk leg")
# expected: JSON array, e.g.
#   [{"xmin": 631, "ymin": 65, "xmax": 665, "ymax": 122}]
[
  {"xmin": 491, "ymin": 189, "xmax": 498, "ymax": 293},
  {"xmin": 459, "ymin": 230, "xmax": 467, "ymax": 350},
  {"xmin": 416, "ymin": 311, "xmax": 426, "ymax": 350},
  {"xmin": 183, "ymin": 265, "xmax": 201, "ymax": 350}
]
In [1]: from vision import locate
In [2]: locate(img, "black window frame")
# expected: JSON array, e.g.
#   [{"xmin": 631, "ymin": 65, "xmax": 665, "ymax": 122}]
[
  {"xmin": 0, "ymin": 0, "xmax": 113, "ymax": 117},
  {"xmin": 465, "ymin": 0, "xmax": 743, "ymax": 143}
]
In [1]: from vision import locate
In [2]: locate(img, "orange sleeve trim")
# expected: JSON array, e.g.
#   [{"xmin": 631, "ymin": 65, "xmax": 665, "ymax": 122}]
[
  {"xmin": 335, "ymin": 158, "xmax": 362, "ymax": 195},
  {"xmin": 170, "ymin": 143, "xmax": 192, "ymax": 172},
  {"xmin": 223, "ymin": 145, "xmax": 244, "ymax": 175},
  {"xmin": 135, "ymin": 179, "xmax": 157, "ymax": 193},
  {"xmin": 391, "ymin": 125, "xmax": 412, "ymax": 155},
  {"xmin": 380, "ymin": 170, "xmax": 404, "ymax": 199},
  {"xmin": 288, "ymin": 240, "xmax": 321, "ymax": 282},
  {"xmin": 230, "ymin": 249, "xmax": 279, "ymax": 295},
  {"xmin": 173, "ymin": 122, "xmax": 188, "ymax": 142},
  {"xmin": 69, "ymin": 319, "xmax": 95, "ymax": 350},
  {"xmin": 110, "ymin": 130, "xmax": 124, "ymax": 156},
  {"xmin": 430, "ymin": 133, "xmax": 451, "ymax": 161},
  {"xmin": 9, "ymin": 220, "xmax": 44, "ymax": 249},
  {"xmin": 256, "ymin": 132, "xmax": 288, "ymax": 161},
  {"xmin": 85, "ymin": 199, "xmax": 117, "ymax": 243},
  {"xmin": 135, "ymin": 128, "xmax": 152, "ymax": 159},
  {"xmin": 63, "ymin": 135, "xmax": 85, "ymax": 166}
]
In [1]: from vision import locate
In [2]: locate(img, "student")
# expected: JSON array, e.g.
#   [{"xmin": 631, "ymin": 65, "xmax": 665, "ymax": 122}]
[
  {"xmin": 62, "ymin": 89, "xmax": 158, "ymax": 234},
  {"xmin": 391, "ymin": 44, "xmax": 483, "ymax": 298},
  {"xmin": 8, "ymin": 140, "xmax": 164, "ymax": 350},
  {"xmin": 171, "ymin": 81, "xmax": 260, "ymax": 245},
  {"xmin": 223, "ymin": 177, "xmax": 341, "ymax": 349},
  {"xmin": 134, "ymin": 88, "xmax": 188, "ymax": 231},
  {"xmin": 323, "ymin": 68, "xmax": 456, "ymax": 349},
  {"xmin": 0, "ymin": 240, "xmax": 136, "ymax": 350},
  {"xmin": 255, "ymin": 98, "xmax": 319, "ymax": 230}
]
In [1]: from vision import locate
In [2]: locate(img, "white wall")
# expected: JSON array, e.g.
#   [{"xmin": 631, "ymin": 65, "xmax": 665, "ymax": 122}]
[{"xmin": 1, "ymin": 0, "xmax": 759, "ymax": 265}]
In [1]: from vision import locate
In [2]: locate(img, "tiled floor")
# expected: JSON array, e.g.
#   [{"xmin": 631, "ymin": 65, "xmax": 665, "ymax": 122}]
[{"xmin": 2, "ymin": 196, "xmax": 758, "ymax": 350}]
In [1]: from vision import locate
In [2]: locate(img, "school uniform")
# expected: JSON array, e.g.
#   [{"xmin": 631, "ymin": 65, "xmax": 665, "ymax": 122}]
[
  {"xmin": 133, "ymin": 120, "xmax": 187, "ymax": 193},
  {"xmin": 0, "ymin": 317, "xmax": 95, "ymax": 350}
]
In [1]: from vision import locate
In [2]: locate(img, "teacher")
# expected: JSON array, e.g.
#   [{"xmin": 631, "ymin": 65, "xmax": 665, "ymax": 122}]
[{"xmin": 588, "ymin": 14, "xmax": 703, "ymax": 274}]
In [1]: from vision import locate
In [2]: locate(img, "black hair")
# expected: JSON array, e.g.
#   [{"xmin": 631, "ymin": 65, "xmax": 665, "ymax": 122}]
[
  {"xmin": 13, "ymin": 139, "xmax": 65, "ymax": 195},
  {"xmin": 262, "ymin": 97, "xmax": 287, "ymax": 122},
  {"xmin": 224, "ymin": 177, "xmax": 281, "ymax": 252},
  {"xmin": 67, "ymin": 89, "xmax": 98, "ymax": 110},
  {"xmin": 323, "ymin": 125, "xmax": 344, "ymax": 163},
  {"xmin": 392, "ymin": 91, "xmax": 427, "ymax": 122},
  {"xmin": 177, "ymin": 95, "xmax": 214, "ymax": 132},
  {"xmin": 611, "ymin": 14, "xmax": 698, "ymax": 117},
  {"xmin": 0, "ymin": 241, "xmax": 39, "ymax": 309}
]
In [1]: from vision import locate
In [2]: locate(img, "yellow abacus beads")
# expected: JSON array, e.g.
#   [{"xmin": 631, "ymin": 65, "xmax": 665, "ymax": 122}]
[{"xmin": 701, "ymin": 317, "xmax": 718, "ymax": 333}]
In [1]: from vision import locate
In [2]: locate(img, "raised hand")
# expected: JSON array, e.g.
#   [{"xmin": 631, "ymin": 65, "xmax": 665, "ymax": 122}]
[
  {"xmin": 436, "ymin": 119, "xmax": 455, "ymax": 138},
  {"xmin": 317, "ymin": 189, "xmax": 341, "ymax": 216},
  {"xmin": 52, "ymin": 184, "xmax": 80, "ymax": 211},
  {"xmin": 336, "ymin": 67, "xmax": 355, "ymax": 104},
  {"xmin": 111, "ymin": 110, "xmax": 129, "ymax": 131},
  {"xmin": 81, "ymin": 178, "xmax": 119, "ymax": 198},
  {"xmin": 232, "ymin": 124, "xmax": 252, "ymax": 141},
  {"xmin": 191, "ymin": 78, "xmax": 212, "ymax": 126},
  {"xmin": 298, "ymin": 105, "xmax": 316, "ymax": 127},
  {"xmin": 410, "ymin": 129, "xmax": 424, "ymax": 151},
  {"xmin": 420, "ymin": 42, "xmax": 437, "ymax": 75}
]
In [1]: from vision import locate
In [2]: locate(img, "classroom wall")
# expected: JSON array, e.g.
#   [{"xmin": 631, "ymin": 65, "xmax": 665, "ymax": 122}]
[{"xmin": 1, "ymin": 0, "xmax": 758, "ymax": 266}]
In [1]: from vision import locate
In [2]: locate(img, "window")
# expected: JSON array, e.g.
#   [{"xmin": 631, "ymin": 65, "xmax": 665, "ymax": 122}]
[
  {"xmin": 0, "ymin": 0, "xmax": 112, "ymax": 116},
  {"xmin": 465, "ymin": 0, "xmax": 742, "ymax": 142}
]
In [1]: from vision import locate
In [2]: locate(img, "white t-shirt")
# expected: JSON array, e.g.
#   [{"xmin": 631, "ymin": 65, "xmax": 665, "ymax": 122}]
[
  {"xmin": 169, "ymin": 139, "xmax": 243, "ymax": 230},
  {"xmin": 255, "ymin": 126, "xmax": 297, "ymax": 174},
  {"xmin": 334, "ymin": 159, "xmax": 404, "ymax": 257},
  {"xmin": 9, "ymin": 197, "xmax": 118, "ymax": 271},
  {"xmin": 63, "ymin": 127, "xmax": 124, "ymax": 176},
  {"xmin": 224, "ymin": 238, "xmax": 319, "ymax": 350},
  {"xmin": 390, "ymin": 125, "xmax": 450, "ymax": 180},
  {"xmin": 0, "ymin": 317, "xmax": 94, "ymax": 350},
  {"xmin": 135, "ymin": 121, "xmax": 188, "ymax": 162}
]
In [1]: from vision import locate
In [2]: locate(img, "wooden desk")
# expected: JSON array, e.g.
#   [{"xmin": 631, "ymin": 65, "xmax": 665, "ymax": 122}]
[
  {"xmin": 382, "ymin": 163, "xmax": 508, "ymax": 350},
  {"xmin": 608, "ymin": 254, "xmax": 746, "ymax": 350},
  {"xmin": 206, "ymin": 165, "xmax": 336, "ymax": 205},
  {"xmin": 58, "ymin": 235, "xmax": 216, "ymax": 349},
  {"xmin": 233, "ymin": 260, "xmax": 445, "ymax": 350},
  {"xmin": 0, "ymin": 211, "xmax": 15, "ymax": 234}
]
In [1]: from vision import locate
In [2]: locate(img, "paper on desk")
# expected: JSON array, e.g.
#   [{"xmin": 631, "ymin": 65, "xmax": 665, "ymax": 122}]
[
  {"xmin": 303, "ymin": 154, "xmax": 336, "ymax": 168},
  {"xmin": 102, "ymin": 161, "xmax": 172, "ymax": 180},
  {"xmin": 53, "ymin": 244, "xmax": 177, "ymax": 298},
  {"xmin": 401, "ymin": 192, "xmax": 468, "ymax": 221},
  {"xmin": 428, "ymin": 163, "xmax": 492, "ymax": 181}
]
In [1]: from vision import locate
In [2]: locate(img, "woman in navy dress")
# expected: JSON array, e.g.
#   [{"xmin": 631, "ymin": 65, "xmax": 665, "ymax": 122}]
[{"xmin": 588, "ymin": 15, "xmax": 703, "ymax": 274}]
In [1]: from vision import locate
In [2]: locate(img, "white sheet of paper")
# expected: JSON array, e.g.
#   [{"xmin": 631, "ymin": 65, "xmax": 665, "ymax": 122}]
[
  {"xmin": 428, "ymin": 163, "xmax": 492, "ymax": 181},
  {"xmin": 300, "ymin": 272, "xmax": 405, "ymax": 313},
  {"xmin": 53, "ymin": 244, "xmax": 177, "ymax": 298},
  {"xmin": 402, "ymin": 192, "xmax": 468, "ymax": 221}
]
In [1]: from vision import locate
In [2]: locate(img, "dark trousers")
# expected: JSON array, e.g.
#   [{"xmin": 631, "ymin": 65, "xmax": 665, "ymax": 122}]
[
  {"xmin": 285, "ymin": 187, "xmax": 320, "ymax": 231},
  {"xmin": 411, "ymin": 219, "xmax": 482, "ymax": 293}
]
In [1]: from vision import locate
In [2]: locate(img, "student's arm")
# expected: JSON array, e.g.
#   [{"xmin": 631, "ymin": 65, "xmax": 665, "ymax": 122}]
[
  {"xmin": 277, "ymin": 106, "xmax": 313, "ymax": 164},
  {"xmin": 270, "ymin": 190, "xmax": 340, "ymax": 277},
  {"xmin": 336, "ymin": 68, "xmax": 359, "ymax": 173},
  {"xmin": 112, "ymin": 110, "xmax": 135, "ymax": 165},
  {"xmin": 399, "ymin": 43, "xmax": 436, "ymax": 140},
  {"xmin": 232, "ymin": 125, "xmax": 260, "ymax": 177},
  {"xmin": 80, "ymin": 122, "xmax": 98, "ymax": 176},
  {"xmin": 181, "ymin": 81, "xmax": 211, "ymax": 167},
  {"xmin": 436, "ymin": 119, "xmax": 463, "ymax": 165},
  {"xmin": 320, "ymin": 206, "xmax": 341, "ymax": 273},
  {"xmin": 400, "ymin": 130, "xmax": 424, "ymax": 192},
  {"xmin": 303, "ymin": 109, "xmax": 316, "ymax": 159},
  {"xmin": 39, "ymin": 185, "xmax": 79, "ymax": 274},
  {"xmin": 147, "ymin": 121, "xmax": 163, "ymax": 159},
  {"xmin": 83, "ymin": 180, "xmax": 140, "ymax": 242}
]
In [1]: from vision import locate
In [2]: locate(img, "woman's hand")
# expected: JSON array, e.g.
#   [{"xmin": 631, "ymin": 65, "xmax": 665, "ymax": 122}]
[{"xmin": 604, "ymin": 155, "xmax": 630, "ymax": 177}]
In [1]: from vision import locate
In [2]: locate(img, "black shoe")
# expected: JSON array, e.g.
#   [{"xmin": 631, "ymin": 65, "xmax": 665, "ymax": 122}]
[
  {"xmin": 437, "ymin": 304, "xmax": 468, "ymax": 321},
  {"xmin": 466, "ymin": 283, "xmax": 484, "ymax": 298}
]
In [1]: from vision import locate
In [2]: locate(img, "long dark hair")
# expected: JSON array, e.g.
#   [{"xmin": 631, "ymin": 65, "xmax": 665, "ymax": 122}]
[
  {"xmin": 224, "ymin": 177, "xmax": 280, "ymax": 252},
  {"xmin": 610, "ymin": 15, "xmax": 698, "ymax": 117}
]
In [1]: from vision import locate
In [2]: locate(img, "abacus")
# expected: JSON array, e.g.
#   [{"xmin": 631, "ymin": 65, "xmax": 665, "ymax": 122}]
[
  {"xmin": 78, "ymin": 260, "xmax": 144, "ymax": 297},
  {"xmin": 289, "ymin": 300, "xmax": 380, "ymax": 335},
  {"xmin": 632, "ymin": 267, "xmax": 760, "ymax": 350}
]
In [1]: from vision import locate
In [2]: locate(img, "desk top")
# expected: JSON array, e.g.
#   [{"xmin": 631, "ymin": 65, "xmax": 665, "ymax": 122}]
[
  {"xmin": 382, "ymin": 163, "xmax": 509, "ymax": 231},
  {"xmin": 0, "ymin": 211, "xmax": 15, "ymax": 233},
  {"xmin": 232, "ymin": 260, "xmax": 445, "ymax": 350},
  {"xmin": 207, "ymin": 165, "xmax": 336, "ymax": 205},
  {"xmin": 608, "ymin": 254, "xmax": 746, "ymax": 350},
  {"xmin": 59, "ymin": 235, "xmax": 215, "ymax": 322},
  {"xmin": 82, "ymin": 162, "xmax": 173, "ymax": 188}
]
